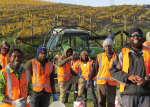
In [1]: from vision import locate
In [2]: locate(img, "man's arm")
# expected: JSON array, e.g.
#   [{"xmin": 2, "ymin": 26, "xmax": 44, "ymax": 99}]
[
  {"xmin": 71, "ymin": 68, "xmax": 78, "ymax": 76},
  {"xmin": 109, "ymin": 51, "xmax": 130, "ymax": 83},
  {"xmin": 26, "ymin": 61, "xmax": 33, "ymax": 76},
  {"xmin": 88, "ymin": 59, "xmax": 99, "ymax": 80},
  {"xmin": 58, "ymin": 57, "xmax": 71, "ymax": 67},
  {"xmin": 27, "ymin": 75, "xmax": 33, "ymax": 96},
  {"xmin": 50, "ymin": 72, "xmax": 56, "ymax": 94}
]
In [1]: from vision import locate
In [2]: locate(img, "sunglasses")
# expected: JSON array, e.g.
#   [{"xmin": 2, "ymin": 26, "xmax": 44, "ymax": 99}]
[{"xmin": 131, "ymin": 34, "xmax": 142, "ymax": 37}]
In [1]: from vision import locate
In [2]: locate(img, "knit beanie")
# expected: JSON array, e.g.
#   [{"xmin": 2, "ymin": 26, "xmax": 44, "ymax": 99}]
[
  {"xmin": 146, "ymin": 32, "xmax": 150, "ymax": 42},
  {"xmin": 103, "ymin": 39, "xmax": 113, "ymax": 48},
  {"xmin": 129, "ymin": 27, "xmax": 143, "ymax": 38},
  {"xmin": 37, "ymin": 45, "xmax": 47, "ymax": 56}
]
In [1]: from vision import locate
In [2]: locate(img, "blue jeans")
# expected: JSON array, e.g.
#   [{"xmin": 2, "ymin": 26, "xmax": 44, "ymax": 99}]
[{"xmin": 122, "ymin": 95, "xmax": 150, "ymax": 107}]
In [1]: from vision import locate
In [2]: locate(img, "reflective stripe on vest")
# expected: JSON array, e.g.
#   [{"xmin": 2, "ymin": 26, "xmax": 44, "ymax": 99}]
[
  {"xmin": 0, "ymin": 68, "xmax": 29, "ymax": 105},
  {"xmin": 75, "ymin": 60, "xmax": 80, "ymax": 72},
  {"xmin": 96, "ymin": 53, "xmax": 102, "ymax": 80},
  {"xmin": 32, "ymin": 59, "xmax": 51, "ymax": 87},
  {"xmin": 145, "ymin": 41, "xmax": 150, "ymax": 48},
  {"xmin": 97, "ymin": 78, "xmax": 116, "ymax": 81}
]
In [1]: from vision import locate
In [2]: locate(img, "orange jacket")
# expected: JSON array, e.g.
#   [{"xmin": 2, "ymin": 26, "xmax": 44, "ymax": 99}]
[
  {"xmin": 0, "ymin": 68, "xmax": 30, "ymax": 107},
  {"xmin": 0, "ymin": 54, "xmax": 8, "ymax": 69},
  {"xmin": 57, "ymin": 55, "xmax": 72, "ymax": 83},
  {"xmin": 31, "ymin": 59, "xmax": 53, "ymax": 93},
  {"xmin": 120, "ymin": 46, "xmax": 150, "ymax": 92},
  {"xmin": 72, "ymin": 59, "xmax": 81, "ymax": 74},
  {"xmin": 80, "ymin": 60, "xmax": 94, "ymax": 80},
  {"xmin": 96, "ymin": 52, "xmax": 117, "ymax": 86}
]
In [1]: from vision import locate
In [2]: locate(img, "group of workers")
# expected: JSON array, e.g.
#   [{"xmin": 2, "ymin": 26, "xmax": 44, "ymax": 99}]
[{"xmin": 0, "ymin": 27, "xmax": 150, "ymax": 107}]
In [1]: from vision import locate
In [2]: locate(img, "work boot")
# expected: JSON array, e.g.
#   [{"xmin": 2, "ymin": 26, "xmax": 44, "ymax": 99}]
[
  {"xmin": 64, "ymin": 93, "xmax": 69, "ymax": 103},
  {"xmin": 76, "ymin": 96, "xmax": 88, "ymax": 101}
]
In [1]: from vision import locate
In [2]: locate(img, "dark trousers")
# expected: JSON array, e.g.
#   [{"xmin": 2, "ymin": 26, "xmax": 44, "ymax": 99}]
[
  {"xmin": 67, "ymin": 83, "xmax": 78, "ymax": 93},
  {"xmin": 30, "ymin": 91, "xmax": 51, "ymax": 107},
  {"xmin": 97, "ymin": 84, "xmax": 116, "ymax": 107},
  {"xmin": 122, "ymin": 95, "xmax": 150, "ymax": 107},
  {"xmin": 83, "ymin": 80, "xmax": 98, "ymax": 107},
  {"xmin": 65, "ymin": 83, "xmax": 78, "ymax": 101}
]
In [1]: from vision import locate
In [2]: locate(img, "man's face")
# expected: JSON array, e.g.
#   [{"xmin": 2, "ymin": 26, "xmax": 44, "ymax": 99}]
[
  {"xmin": 130, "ymin": 32, "xmax": 142, "ymax": 49},
  {"xmin": 104, "ymin": 44, "xmax": 112, "ymax": 54},
  {"xmin": 38, "ymin": 51, "xmax": 47, "ymax": 62},
  {"xmin": 81, "ymin": 54, "xmax": 88, "ymax": 61},
  {"xmin": 3, "ymin": 44, "xmax": 7, "ymax": 47},
  {"xmin": 66, "ymin": 49, "xmax": 72, "ymax": 57},
  {"xmin": 9, "ymin": 51, "xmax": 22, "ymax": 68},
  {"xmin": 2, "ymin": 48, "xmax": 7, "ymax": 55}
]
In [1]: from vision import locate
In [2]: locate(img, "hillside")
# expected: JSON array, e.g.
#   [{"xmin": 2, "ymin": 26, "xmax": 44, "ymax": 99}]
[{"xmin": 0, "ymin": 0, "xmax": 150, "ymax": 61}]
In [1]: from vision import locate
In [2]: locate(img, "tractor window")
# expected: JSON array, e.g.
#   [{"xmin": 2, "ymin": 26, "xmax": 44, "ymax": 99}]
[
  {"xmin": 47, "ymin": 35, "xmax": 60, "ymax": 50},
  {"xmin": 62, "ymin": 35, "xmax": 88, "ymax": 52}
]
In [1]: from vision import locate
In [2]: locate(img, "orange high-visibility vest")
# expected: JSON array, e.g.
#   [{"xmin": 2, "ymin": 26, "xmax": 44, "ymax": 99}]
[
  {"xmin": 72, "ymin": 59, "xmax": 81, "ymax": 74},
  {"xmin": 0, "ymin": 68, "xmax": 30, "ymax": 107},
  {"xmin": 0, "ymin": 54, "xmax": 8, "ymax": 69},
  {"xmin": 31, "ymin": 59, "xmax": 53, "ymax": 93},
  {"xmin": 57, "ymin": 55, "xmax": 72, "ymax": 83},
  {"xmin": 80, "ymin": 60, "xmax": 94, "ymax": 80},
  {"xmin": 143, "ymin": 41, "xmax": 150, "ymax": 48},
  {"xmin": 120, "ymin": 46, "xmax": 150, "ymax": 92},
  {"xmin": 96, "ymin": 52, "xmax": 117, "ymax": 86}
]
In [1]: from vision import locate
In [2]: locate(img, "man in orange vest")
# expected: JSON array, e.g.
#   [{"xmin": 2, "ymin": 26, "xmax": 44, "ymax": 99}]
[
  {"xmin": 0, "ymin": 48, "xmax": 32, "ymax": 107},
  {"xmin": 1, "ymin": 41, "xmax": 10, "ymax": 52},
  {"xmin": 26, "ymin": 45, "xmax": 59, "ymax": 107},
  {"xmin": 64, "ymin": 51, "xmax": 80, "ymax": 103},
  {"xmin": 88, "ymin": 39, "xmax": 117, "ymax": 107},
  {"xmin": 143, "ymin": 32, "xmax": 150, "ymax": 48},
  {"xmin": 57, "ymin": 46, "xmax": 86, "ymax": 103},
  {"xmin": 0, "ymin": 47, "xmax": 8, "ymax": 69},
  {"xmin": 80, "ymin": 51, "xmax": 98, "ymax": 107},
  {"xmin": 109, "ymin": 27, "xmax": 150, "ymax": 107}
]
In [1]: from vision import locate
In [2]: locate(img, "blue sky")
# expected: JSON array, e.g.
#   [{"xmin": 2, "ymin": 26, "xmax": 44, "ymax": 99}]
[{"xmin": 44, "ymin": 0, "xmax": 149, "ymax": 7}]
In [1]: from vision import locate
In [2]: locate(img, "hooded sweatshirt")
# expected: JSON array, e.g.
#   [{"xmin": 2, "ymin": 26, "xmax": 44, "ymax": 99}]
[{"xmin": 58, "ymin": 46, "xmax": 78, "ymax": 76}]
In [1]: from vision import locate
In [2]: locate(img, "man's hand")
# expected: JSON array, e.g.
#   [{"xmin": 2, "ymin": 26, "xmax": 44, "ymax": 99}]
[
  {"xmin": 53, "ymin": 94, "xmax": 59, "ymax": 101},
  {"xmin": 128, "ymin": 75, "xmax": 141, "ymax": 83},
  {"xmin": 137, "ymin": 78, "xmax": 146, "ymax": 86},
  {"xmin": 70, "ymin": 55, "xmax": 74, "ymax": 60},
  {"xmin": 77, "ymin": 74, "xmax": 83, "ymax": 78},
  {"xmin": 12, "ymin": 97, "xmax": 24, "ymax": 107}
]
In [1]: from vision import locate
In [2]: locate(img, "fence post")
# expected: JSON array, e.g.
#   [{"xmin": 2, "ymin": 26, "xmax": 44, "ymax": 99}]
[
  {"xmin": 31, "ymin": 14, "xmax": 34, "ymax": 51},
  {"xmin": 121, "ymin": 31, "xmax": 123, "ymax": 48}
]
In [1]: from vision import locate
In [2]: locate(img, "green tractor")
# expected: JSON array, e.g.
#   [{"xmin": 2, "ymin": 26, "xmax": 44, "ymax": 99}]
[{"xmin": 43, "ymin": 26, "xmax": 106, "ymax": 75}]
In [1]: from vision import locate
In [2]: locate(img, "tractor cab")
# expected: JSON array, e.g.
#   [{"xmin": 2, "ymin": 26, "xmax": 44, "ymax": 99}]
[{"xmin": 46, "ymin": 28, "xmax": 90, "ymax": 58}]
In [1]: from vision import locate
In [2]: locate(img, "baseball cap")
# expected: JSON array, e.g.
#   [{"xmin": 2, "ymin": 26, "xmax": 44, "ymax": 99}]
[{"xmin": 2, "ymin": 41, "xmax": 7, "ymax": 45}]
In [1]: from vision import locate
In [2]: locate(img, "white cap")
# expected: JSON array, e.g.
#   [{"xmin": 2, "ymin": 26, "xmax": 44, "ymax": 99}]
[
  {"xmin": 103, "ymin": 39, "xmax": 113, "ymax": 48},
  {"xmin": 108, "ymin": 29, "xmax": 111, "ymax": 32},
  {"xmin": 146, "ymin": 32, "xmax": 150, "ymax": 42}
]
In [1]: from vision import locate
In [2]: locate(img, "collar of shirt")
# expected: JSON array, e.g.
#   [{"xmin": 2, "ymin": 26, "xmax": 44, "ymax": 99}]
[{"xmin": 5, "ymin": 63, "xmax": 25, "ymax": 73}]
